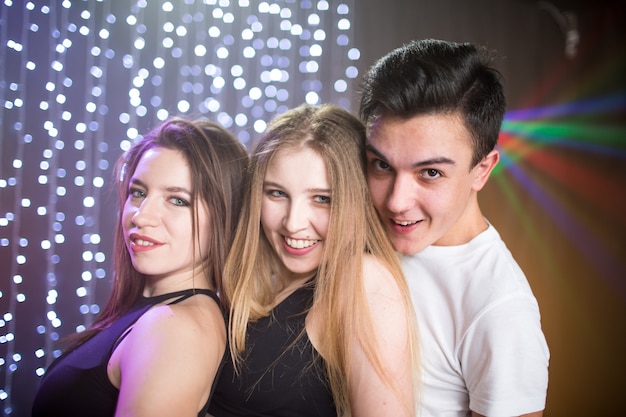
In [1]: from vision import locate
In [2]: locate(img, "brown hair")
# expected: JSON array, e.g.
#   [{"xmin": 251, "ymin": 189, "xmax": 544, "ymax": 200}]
[{"xmin": 63, "ymin": 117, "xmax": 247, "ymax": 351}]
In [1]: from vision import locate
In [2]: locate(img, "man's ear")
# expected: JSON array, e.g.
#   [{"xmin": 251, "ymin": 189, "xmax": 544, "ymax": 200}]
[{"xmin": 472, "ymin": 149, "xmax": 499, "ymax": 191}]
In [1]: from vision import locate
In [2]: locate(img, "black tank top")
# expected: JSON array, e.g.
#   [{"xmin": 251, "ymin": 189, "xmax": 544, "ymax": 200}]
[
  {"xmin": 31, "ymin": 289, "xmax": 221, "ymax": 417},
  {"xmin": 209, "ymin": 284, "xmax": 337, "ymax": 417}
]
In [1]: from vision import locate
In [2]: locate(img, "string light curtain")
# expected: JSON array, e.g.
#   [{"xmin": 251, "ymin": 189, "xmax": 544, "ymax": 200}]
[{"xmin": 0, "ymin": 0, "xmax": 359, "ymax": 414}]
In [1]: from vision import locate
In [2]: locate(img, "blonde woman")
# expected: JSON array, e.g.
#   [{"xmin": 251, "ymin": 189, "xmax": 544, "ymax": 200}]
[{"xmin": 209, "ymin": 104, "xmax": 419, "ymax": 417}]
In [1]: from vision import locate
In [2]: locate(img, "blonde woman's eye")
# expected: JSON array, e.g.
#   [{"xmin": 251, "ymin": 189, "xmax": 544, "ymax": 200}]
[
  {"xmin": 267, "ymin": 189, "xmax": 286, "ymax": 198},
  {"xmin": 315, "ymin": 195, "xmax": 331, "ymax": 204}
]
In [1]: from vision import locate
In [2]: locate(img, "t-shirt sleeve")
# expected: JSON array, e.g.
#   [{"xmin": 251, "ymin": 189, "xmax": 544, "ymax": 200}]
[{"xmin": 460, "ymin": 294, "xmax": 550, "ymax": 417}]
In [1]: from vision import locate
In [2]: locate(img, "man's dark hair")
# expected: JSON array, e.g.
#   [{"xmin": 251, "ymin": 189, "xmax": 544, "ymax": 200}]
[{"xmin": 359, "ymin": 39, "xmax": 506, "ymax": 167}]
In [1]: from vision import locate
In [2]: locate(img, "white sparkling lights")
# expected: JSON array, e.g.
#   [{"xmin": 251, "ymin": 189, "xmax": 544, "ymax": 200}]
[{"xmin": 0, "ymin": 1, "xmax": 357, "ymax": 414}]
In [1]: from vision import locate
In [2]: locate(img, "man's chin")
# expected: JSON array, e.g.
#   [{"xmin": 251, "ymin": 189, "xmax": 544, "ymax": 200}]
[{"xmin": 390, "ymin": 236, "xmax": 425, "ymax": 256}]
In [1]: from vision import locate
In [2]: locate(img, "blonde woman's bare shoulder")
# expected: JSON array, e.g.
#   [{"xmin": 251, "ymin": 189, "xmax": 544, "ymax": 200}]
[{"xmin": 361, "ymin": 254, "xmax": 402, "ymax": 298}]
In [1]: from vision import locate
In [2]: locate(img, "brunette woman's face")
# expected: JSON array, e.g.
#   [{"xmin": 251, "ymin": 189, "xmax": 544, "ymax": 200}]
[
  {"xmin": 122, "ymin": 147, "xmax": 210, "ymax": 285},
  {"xmin": 260, "ymin": 147, "xmax": 331, "ymax": 281}
]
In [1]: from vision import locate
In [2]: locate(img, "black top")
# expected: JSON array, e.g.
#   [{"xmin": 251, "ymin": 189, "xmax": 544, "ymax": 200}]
[
  {"xmin": 209, "ymin": 284, "xmax": 336, "ymax": 417},
  {"xmin": 31, "ymin": 289, "xmax": 221, "ymax": 417}
]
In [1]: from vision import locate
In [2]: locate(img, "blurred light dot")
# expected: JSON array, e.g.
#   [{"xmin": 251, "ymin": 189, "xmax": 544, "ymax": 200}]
[
  {"xmin": 82, "ymin": 270, "xmax": 93, "ymax": 282},
  {"xmin": 310, "ymin": 44, "xmax": 322, "ymax": 56},
  {"xmin": 308, "ymin": 14, "xmax": 320, "ymax": 25},
  {"xmin": 235, "ymin": 113, "xmax": 248, "ymax": 127},
  {"xmin": 305, "ymin": 91, "xmax": 320, "ymax": 105},
  {"xmin": 253, "ymin": 119, "xmax": 267, "ymax": 133},
  {"xmin": 216, "ymin": 47, "xmax": 229, "ymax": 59},
  {"xmin": 134, "ymin": 37, "xmax": 145, "ymax": 50},
  {"xmin": 83, "ymin": 197, "xmax": 95, "ymax": 207},
  {"xmin": 127, "ymin": 128, "xmax": 138, "ymax": 139},
  {"xmin": 334, "ymin": 79, "xmax": 347, "ymax": 92},
  {"xmin": 194, "ymin": 45, "xmax": 207, "ymax": 56},
  {"xmin": 154, "ymin": 57, "xmax": 165, "ymax": 69},
  {"xmin": 177, "ymin": 100, "xmax": 190, "ymax": 113},
  {"xmin": 157, "ymin": 109, "xmax": 169, "ymax": 120}
]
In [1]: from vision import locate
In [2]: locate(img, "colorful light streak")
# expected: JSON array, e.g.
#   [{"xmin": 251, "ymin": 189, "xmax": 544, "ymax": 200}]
[
  {"xmin": 505, "ymin": 92, "xmax": 626, "ymax": 122},
  {"xmin": 497, "ymin": 131, "xmax": 626, "ymax": 226},
  {"xmin": 493, "ymin": 84, "xmax": 626, "ymax": 301},
  {"xmin": 496, "ymin": 152, "xmax": 625, "ymax": 298}
]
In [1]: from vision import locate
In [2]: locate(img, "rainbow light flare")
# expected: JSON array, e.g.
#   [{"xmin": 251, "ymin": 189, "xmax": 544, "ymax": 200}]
[{"xmin": 494, "ymin": 91, "xmax": 626, "ymax": 299}]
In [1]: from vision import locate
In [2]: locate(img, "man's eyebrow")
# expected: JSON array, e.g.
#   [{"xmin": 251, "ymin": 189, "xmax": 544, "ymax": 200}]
[
  {"xmin": 365, "ymin": 143, "xmax": 456, "ymax": 168},
  {"xmin": 365, "ymin": 144, "xmax": 386, "ymax": 161}
]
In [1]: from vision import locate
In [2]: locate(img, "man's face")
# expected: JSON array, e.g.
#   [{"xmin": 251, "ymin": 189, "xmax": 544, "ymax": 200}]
[{"xmin": 366, "ymin": 113, "xmax": 490, "ymax": 255}]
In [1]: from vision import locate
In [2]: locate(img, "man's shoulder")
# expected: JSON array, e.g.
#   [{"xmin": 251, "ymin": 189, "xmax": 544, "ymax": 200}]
[{"xmin": 400, "ymin": 225, "xmax": 532, "ymax": 303}]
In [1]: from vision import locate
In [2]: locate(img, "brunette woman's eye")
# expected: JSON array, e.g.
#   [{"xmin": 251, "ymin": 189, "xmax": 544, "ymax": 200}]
[
  {"xmin": 170, "ymin": 197, "xmax": 190, "ymax": 206},
  {"xmin": 129, "ymin": 188, "xmax": 145, "ymax": 198}
]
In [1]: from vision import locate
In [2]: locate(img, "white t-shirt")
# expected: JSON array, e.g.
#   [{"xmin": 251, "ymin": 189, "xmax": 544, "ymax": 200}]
[{"xmin": 402, "ymin": 224, "xmax": 549, "ymax": 417}]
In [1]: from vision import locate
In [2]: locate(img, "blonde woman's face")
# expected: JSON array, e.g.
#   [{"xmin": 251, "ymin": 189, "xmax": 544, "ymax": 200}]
[{"xmin": 260, "ymin": 147, "xmax": 331, "ymax": 281}]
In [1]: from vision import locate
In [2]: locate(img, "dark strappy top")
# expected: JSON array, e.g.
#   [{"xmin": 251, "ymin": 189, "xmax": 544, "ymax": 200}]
[
  {"xmin": 209, "ymin": 284, "xmax": 337, "ymax": 417},
  {"xmin": 31, "ymin": 289, "xmax": 221, "ymax": 417}
]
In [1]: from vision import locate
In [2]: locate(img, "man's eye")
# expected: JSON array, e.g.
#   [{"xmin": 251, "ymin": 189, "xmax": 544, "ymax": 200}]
[
  {"xmin": 373, "ymin": 159, "xmax": 390, "ymax": 171},
  {"xmin": 422, "ymin": 168, "xmax": 441, "ymax": 179}
]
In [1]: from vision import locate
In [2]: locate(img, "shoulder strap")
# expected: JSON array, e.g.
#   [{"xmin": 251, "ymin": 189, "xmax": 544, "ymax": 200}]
[
  {"xmin": 167, "ymin": 288, "xmax": 219, "ymax": 305},
  {"xmin": 111, "ymin": 289, "xmax": 221, "ymax": 352}
]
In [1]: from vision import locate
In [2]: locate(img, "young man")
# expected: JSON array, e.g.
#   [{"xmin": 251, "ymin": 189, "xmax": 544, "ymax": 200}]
[{"xmin": 359, "ymin": 39, "xmax": 550, "ymax": 416}]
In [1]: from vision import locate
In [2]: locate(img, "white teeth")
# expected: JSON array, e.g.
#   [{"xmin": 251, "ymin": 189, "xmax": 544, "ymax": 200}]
[
  {"xmin": 394, "ymin": 220, "xmax": 417, "ymax": 226},
  {"xmin": 134, "ymin": 238, "xmax": 155, "ymax": 246},
  {"xmin": 285, "ymin": 237, "xmax": 317, "ymax": 249}
]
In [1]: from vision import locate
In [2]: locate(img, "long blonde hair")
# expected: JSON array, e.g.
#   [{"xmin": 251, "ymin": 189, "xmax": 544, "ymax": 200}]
[{"xmin": 222, "ymin": 104, "xmax": 419, "ymax": 416}]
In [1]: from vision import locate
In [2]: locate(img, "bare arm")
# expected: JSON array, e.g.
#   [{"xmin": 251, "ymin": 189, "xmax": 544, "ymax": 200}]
[
  {"xmin": 348, "ymin": 256, "xmax": 416, "ymax": 417},
  {"xmin": 111, "ymin": 298, "xmax": 226, "ymax": 417}
]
